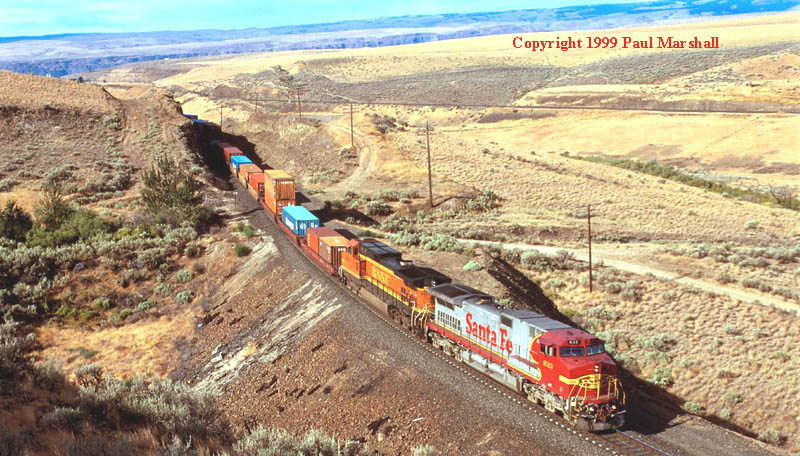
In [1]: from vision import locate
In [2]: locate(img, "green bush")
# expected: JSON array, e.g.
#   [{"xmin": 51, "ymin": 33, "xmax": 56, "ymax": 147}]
[
  {"xmin": 0, "ymin": 201, "xmax": 33, "ymax": 242},
  {"xmin": 0, "ymin": 318, "xmax": 35, "ymax": 383},
  {"xmin": 176, "ymin": 270, "xmax": 193, "ymax": 283},
  {"xmin": 684, "ymin": 401, "xmax": 704, "ymax": 415},
  {"xmin": 40, "ymin": 406, "xmax": 83, "ymax": 428},
  {"xmin": 241, "ymin": 225, "xmax": 255, "ymax": 237},
  {"xmin": 235, "ymin": 243, "xmax": 251, "ymax": 257},
  {"xmin": 758, "ymin": 428, "xmax": 781, "ymax": 445},
  {"xmin": 175, "ymin": 290, "xmax": 193, "ymax": 304},
  {"xmin": 462, "ymin": 260, "xmax": 482, "ymax": 272},
  {"xmin": 647, "ymin": 366, "xmax": 674, "ymax": 388},
  {"xmin": 92, "ymin": 297, "xmax": 112, "ymax": 310},
  {"xmin": 724, "ymin": 391, "xmax": 742, "ymax": 405},
  {"xmin": 142, "ymin": 154, "xmax": 217, "ymax": 230},
  {"xmin": 234, "ymin": 426, "xmax": 369, "ymax": 456},
  {"xmin": 154, "ymin": 283, "xmax": 173, "ymax": 297},
  {"xmin": 27, "ymin": 208, "xmax": 115, "ymax": 248}
]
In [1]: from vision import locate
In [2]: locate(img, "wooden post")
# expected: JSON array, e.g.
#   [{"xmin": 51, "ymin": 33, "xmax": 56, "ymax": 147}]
[
  {"xmin": 588, "ymin": 204, "xmax": 593, "ymax": 293},
  {"xmin": 296, "ymin": 91, "xmax": 301, "ymax": 118},
  {"xmin": 219, "ymin": 106, "xmax": 223, "ymax": 129},
  {"xmin": 426, "ymin": 122, "xmax": 433, "ymax": 209},
  {"xmin": 350, "ymin": 103, "xmax": 354, "ymax": 151}
]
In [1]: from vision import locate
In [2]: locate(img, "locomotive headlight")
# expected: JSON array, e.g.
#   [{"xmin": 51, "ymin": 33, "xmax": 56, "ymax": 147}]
[
  {"xmin": 612, "ymin": 405, "xmax": 617, "ymax": 410},
  {"xmin": 594, "ymin": 364, "xmax": 599, "ymax": 373}
]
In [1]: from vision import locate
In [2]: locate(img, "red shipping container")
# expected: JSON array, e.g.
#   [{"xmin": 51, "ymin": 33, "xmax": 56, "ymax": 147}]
[
  {"xmin": 223, "ymin": 146, "xmax": 244, "ymax": 162},
  {"xmin": 248, "ymin": 173, "xmax": 265, "ymax": 197},
  {"xmin": 307, "ymin": 227, "xmax": 339, "ymax": 255},
  {"xmin": 238, "ymin": 163, "xmax": 261, "ymax": 185},
  {"xmin": 319, "ymin": 236, "xmax": 348, "ymax": 267}
]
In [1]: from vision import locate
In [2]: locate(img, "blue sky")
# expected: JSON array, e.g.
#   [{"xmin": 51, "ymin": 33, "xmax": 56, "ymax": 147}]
[{"xmin": 0, "ymin": 0, "xmax": 640, "ymax": 37}]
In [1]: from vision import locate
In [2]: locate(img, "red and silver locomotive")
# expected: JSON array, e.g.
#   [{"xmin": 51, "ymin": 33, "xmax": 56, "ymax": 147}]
[{"xmin": 426, "ymin": 283, "xmax": 625, "ymax": 431}]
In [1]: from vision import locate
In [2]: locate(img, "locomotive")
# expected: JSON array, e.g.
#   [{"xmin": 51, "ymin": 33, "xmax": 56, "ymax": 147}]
[{"xmin": 210, "ymin": 138, "xmax": 626, "ymax": 432}]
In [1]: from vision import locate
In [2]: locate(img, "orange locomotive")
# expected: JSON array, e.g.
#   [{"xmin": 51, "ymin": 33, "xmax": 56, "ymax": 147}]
[{"xmin": 340, "ymin": 238, "xmax": 450, "ymax": 333}]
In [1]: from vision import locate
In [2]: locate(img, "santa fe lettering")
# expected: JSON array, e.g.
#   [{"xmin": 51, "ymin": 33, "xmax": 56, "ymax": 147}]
[{"xmin": 465, "ymin": 313, "xmax": 513, "ymax": 352}]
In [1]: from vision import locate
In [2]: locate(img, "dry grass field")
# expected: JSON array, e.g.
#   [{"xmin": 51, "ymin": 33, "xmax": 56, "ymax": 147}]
[{"xmin": 82, "ymin": 11, "xmax": 800, "ymax": 453}]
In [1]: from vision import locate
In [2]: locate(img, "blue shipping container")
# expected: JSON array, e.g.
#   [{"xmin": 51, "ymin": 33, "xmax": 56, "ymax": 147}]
[
  {"xmin": 281, "ymin": 206, "xmax": 320, "ymax": 236},
  {"xmin": 230, "ymin": 155, "xmax": 252, "ymax": 171}
]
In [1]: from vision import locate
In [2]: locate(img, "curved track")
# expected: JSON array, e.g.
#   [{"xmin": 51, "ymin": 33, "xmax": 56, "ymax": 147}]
[{"xmin": 240, "ymin": 180, "xmax": 678, "ymax": 456}]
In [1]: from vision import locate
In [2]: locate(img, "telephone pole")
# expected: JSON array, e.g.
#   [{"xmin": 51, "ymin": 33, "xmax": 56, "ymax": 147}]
[
  {"xmin": 426, "ymin": 121, "xmax": 433, "ymax": 209},
  {"xmin": 588, "ymin": 204, "xmax": 593, "ymax": 293},
  {"xmin": 219, "ymin": 106, "xmax": 223, "ymax": 130}
]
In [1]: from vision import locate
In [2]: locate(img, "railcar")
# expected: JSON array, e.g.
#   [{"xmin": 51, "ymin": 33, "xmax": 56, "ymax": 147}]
[
  {"xmin": 339, "ymin": 238, "xmax": 450, "ymax": 333},
  {"xmin": 426, "ymin": 283, "xmax": 625, "ymax": 430}
]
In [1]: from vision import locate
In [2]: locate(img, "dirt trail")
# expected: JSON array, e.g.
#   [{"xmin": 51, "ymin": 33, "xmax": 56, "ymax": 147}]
[
  {"xmin": 311, "ymin": 112, "xmax": 379, "ymax": 197},
  {"xmin": 466, "ymin": 239, "xmax": 800, "ymax": 314}
]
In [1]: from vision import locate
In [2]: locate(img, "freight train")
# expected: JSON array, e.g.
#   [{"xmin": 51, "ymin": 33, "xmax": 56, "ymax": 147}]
[{"xmin": 210, "ymin": 138, "xmax": 625, "ymax": 431}]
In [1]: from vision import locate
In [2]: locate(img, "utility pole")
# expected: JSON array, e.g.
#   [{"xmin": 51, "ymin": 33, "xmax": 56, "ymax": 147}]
[
  {"xmin": 350, "ymin": 103, "xmax": 355, "ymax": 151},
  {"xmin": 426, "ymin": 121, "xmax": 433, "ymax": 209},
  {"xmin": 296, "ymin": 91, "xmax": 301, "ymax": 118},
  {"xmin": 588, "ymin": 204, "xmax": 593, "ymax": 293},
  {"xmin": 219, "ymin": 106, "xmax": 223, "ymax": 130},
  {"xmin": 254, "ymin": 93, "xmax": 258, "ymax": 112}
]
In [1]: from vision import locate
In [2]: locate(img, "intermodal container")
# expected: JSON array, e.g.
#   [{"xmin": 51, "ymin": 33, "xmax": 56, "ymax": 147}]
[
  {"xmin": 281, "ymin": 206, "xmax": 319, "ymax": 237},
  {"xmin": 223, "ymin": 146, "xmax": 244, "ymax": 162},
  {"xmin": 319, "ymin": 236, "xmax": 348, "ymax": 267},
  {"xmin": 307, "ymin": 227, "xmax": 339, "ymax": 255},
  {"xmin": 263, "ymin": 190, "xmax": 294, "ymax": 216},
  {"xmin": 264, "ymin": 169, "xmax": 296, "ymax": 201},
  {"xmin": 230, "ymin": 155, "xmax": 253, "ymax": 174},
  {"xmin": 183, "ymin": 113, "xmax": 199, "ymax": 120},
  {"xmin": 248, "ymin": 173, "xmax": 265, "ymax": 197},
  {"xmin": 238, "ymin": 163, "xmax": 261, "ymax": 186}
]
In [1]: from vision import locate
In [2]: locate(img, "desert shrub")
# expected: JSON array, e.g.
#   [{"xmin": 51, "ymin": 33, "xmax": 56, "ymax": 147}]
[
  {"xmin": 59, "ymin": 436, "xmax": 135, "ymax": 456},
  {"xmin": 0, "ymin": 178, "xmax": 19, "ymax": 192},
  {"xmin": 644, "ymin": 351, "xmax": 672, "ymax": 365},
  {"xmin": 175, "ymin": 290, "xmax": 193, "ymax": 304},
  {"xmin": 33, "ymin": 359, "xmax": 65, "ymax": 392},
  {"xmin": 0, "ymin": 201, "xmax": 33, "ymax": 242},
  {"xmin": 464, "ymin": 190, "xmax": 500, "ymax": 212},
  {"xmin": 154, "ymin": 283, "xmax": 173, "ymax": 297},
  {"xmin": 235, "ymin": 243, "xmax": 251, "ymax": 257},
  {"xmin": 40, "ymin": 406, "xmax": 83, "ymax": 428},
  {"xmin": 102, "ymin": 114, "xmax": 122, "ymax": 130},
  {"xmin": 520, "ymin": 250, "xmax": 581, "ymax": 271},
  {"xmin": 185, "ymin": 242, "xmax": 204, "ymax": 258},
  {"xmin": 544, "ymin": 278, "xmax": 564, "ymax": 289},
  {"xmin": 365, "ymin": 200, "xmax": 391, "ymax": 216},
  {"xmin": 620, "ymin": 280, "xmax": 643, "ymax": 301},
  {"xmin": 683, "ymin": 401, "xmax": 704, "ymax": 415},
  {"xmin": 0, "ymin": 318, "xmax": 35, "ymax": 383},
  {"xmin": 79, "ymin": 374, "xmax": 217, "ymax": 440},
  {"xmin": 722, "ymin": 324, "xmax": 740, "ymax": 335},
  {"xmin": 92, "ymin": 297, "xmax": 112, "ymax": 310},
  {"xmin": 636, "ymin": 334, "xmax": 674, "ymax": 352},
  {"xmin": 413, "ymin": 446, "xmax": 441, "ymax": 456},
  {"xmin": 463, "ymin": 260, "xmax": 482, "ymax": 272},
  {"xmin": 724, "ymin": 391, "xmax": 742, "ymax": 405},
  {"xmin": 380, "ymin": 213, "xmax": 411, "ymax": 233},
  {"xmin": 582, "ymin": 307, "xmax": 618, "ymax": 320},
  {"xmin": 615, "ymin": 353, "xmax": 638, "ymax": 370},
  {"xmin": 719, "ymin": 408, "xmax": 731, "ymax": 420},
  {"xmin": 176, "ymin": 270, "xmax": 193, "ymax": 283},
  {"xmin": 679, "ymin": 359, "xmax": 697, "ymax": 368},
  {"xmin": 647, "ymin": 366, "xmax": 674, "ymax": 388},
  {"xmin": 744, "ymin": 219, "xmax": 758, "ymax": 230},
  {"xmin": 233, "ymin": 426, "xmax": 368, "ymax": 456},
  {"xmin": 758, "ymin": 428, "xmax": 781, "ymax": 445},
  {"xmin": 241, "ymin": 225, "xmax": 255, "ymax": 237}
]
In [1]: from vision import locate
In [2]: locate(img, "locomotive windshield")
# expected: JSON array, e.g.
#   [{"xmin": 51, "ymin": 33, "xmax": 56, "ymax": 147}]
[
  {"xmin": 559, "ymin": 346, "xmax": 584, "ymax": 357},
  {"xmin": 587, "ymin": 344, "xmax": 605, "ymax": 355}
]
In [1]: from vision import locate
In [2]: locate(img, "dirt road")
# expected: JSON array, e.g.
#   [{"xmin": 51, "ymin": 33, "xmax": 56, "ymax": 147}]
[{"xmin": 466, "ymin": 239, "xmax": 799, "ymax": 314}]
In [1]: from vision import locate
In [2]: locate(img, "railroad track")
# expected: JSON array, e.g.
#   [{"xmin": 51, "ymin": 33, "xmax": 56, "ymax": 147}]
[
  {"xmin": 597, "ymin": 429, "xmax": 675, "ymax": 456},
  {"xmin": 237, "ymin": 179, "xmax": 677, "ymax": 456}
]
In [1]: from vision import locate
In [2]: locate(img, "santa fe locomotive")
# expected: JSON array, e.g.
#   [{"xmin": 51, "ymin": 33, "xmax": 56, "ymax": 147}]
[{"xmin": 209, "ymin": 135, "xmax": 626, "ymax": 432}]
